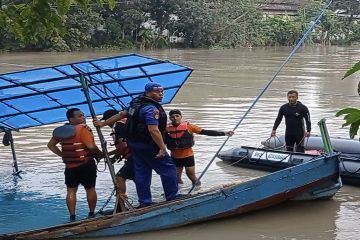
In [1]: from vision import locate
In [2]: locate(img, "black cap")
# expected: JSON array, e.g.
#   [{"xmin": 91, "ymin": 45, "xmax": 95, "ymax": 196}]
[
  {"xmin": 169, "ymin": 109, "xmax": 182, "ymax": 116},
  {"xmin": 101, "ymin": 109, "xmax": 118, "ymax": 120}
]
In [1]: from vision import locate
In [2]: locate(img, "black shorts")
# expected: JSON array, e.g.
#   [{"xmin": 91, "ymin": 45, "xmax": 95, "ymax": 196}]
[
  {"xmin": 174, "ymin": 155, "xmax": 195, "ymax": 168},
  {"xmin": 65, "ymin": 160, "xmax": 97, "ymax": 189},
  {"xmin": 116, "ymin": 157, "xmax": 134, "ymax": 180}
]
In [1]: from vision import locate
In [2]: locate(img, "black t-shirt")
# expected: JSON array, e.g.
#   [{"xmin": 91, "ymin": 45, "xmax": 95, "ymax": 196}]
[
  {"xmin": 113, "ymin": 122, "xmax": 127, "ymax": 143},
  {"xmin": 272, "ymin": 101, "xmax": 311, "ymax": 135}
]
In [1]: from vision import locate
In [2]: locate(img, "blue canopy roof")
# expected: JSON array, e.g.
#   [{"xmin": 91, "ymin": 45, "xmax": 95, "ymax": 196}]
[{"xmin": 0, "ymin": 54, "xmax": 192, "ymax": 130}]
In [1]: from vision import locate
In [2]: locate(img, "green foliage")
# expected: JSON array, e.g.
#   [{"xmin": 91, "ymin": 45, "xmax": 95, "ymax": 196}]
[
  {"xmin": 0, "ymin": 0, "xmax": 115, "ymax": 46},
  {"xmin": 3, "ymin": 0, "xmax": 65, "ymax": 44},
  {"xmin": 3, "ymin": 0, "xmax": 360, "ymax": 51},
  {"xmin": 336, "ymin": 108, "xmax": 360, "ymax": 138},
  {"xmin": 148, "ymin": 0, "xmax": 180, "ymax": 33},
  {"xmin": 337, "ymin": 59, "xmax": 360, "ymax": 138},
  {"xmin": 170, "ymin": 0, "xmax": 212, "ymax": 47},
  {"xmin": 56, "ymin": 0, "xmax": 71, "ymax": 15},
  {"xmin": 343, "ymin": 61, "xmax": 360, "ymax": 80},
  {"xmin": 262, "ymin": 17, "xmax": 300, "ymax": 46},
  {"xmin": 209, "ymin": 0, "xmax": 265, "ymax": 48}
]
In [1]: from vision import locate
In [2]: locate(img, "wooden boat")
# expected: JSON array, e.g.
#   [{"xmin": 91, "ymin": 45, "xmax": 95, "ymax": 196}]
[
  {"xmin": 219, "ymin": 136, "xmax": 360, "ymax": 186},
  {"xmin": 1, "ymin": 153, "xmax": 342, "ymax": 239}
]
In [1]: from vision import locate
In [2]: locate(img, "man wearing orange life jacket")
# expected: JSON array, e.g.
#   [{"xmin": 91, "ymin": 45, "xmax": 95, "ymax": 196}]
[
  {"xmin": 101, "ymin": 109, "xmax": 134, "ymax": 198},
  {"xmin": 166, "ymin": 109, "xmax": 234, "ymax": 186},
  {"xmin": 47, "ymin": 108, "xmax": 103, "ymax": 222}
]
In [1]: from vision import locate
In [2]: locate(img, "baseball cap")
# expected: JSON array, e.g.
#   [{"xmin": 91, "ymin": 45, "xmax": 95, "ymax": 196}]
[
  {"xmin": 145, "ymin": 82, "xmax": 163, "ymax": 92},
  {"xmin": 101, "ymin": 109, "xmax": 118, "ymax": 120}
]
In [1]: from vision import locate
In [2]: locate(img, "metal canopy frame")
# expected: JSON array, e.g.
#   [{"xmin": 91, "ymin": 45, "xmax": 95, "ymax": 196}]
[{"xmin": 0, "ymin": 53, "xmax": 193, "ymax": 177}]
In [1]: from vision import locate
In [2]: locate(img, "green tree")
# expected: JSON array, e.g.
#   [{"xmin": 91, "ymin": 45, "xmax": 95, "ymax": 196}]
[
  {"xmin": 0, "ymin": 0, "xmax": 115, "ymax": 45},
  {"xmin": 48, "ymin": 7, "xmax": 103, "ymax": 51},
  {"xmin": 91, "ymin": 1, "xmax": 147, "ymax": 48},
  {"xmin": 148, "ymin": 0, "xmax": 180, "ymax": 34},
  {"xmin": 262, "ymin": 17, "xmax": 300, "ymax": 46},
  {"xmin": 209, "ymin": 0, "xmax": 265, "ymax": 48},
  {"xmin": 170, "ymin": 0, "xmax": 212, "ymax": 47}
]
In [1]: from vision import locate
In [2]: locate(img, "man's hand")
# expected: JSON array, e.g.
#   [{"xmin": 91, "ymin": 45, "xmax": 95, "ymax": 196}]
[
  {"xmin": 156, "ymin": 148, "xmax": 166, "ymax": 158},
  {"xmin": 271, "ymin": 130, "xmax": 276, "ymax": 137},
  {"xmin": 93, "ymin": 119, "xmax": 105, "ymax": 128},
  {"xmin": 225, "ymin": 131, "xmax": 234, "ymax": 137},
  {"xmin": 94, "ymin": 151, "xmax": 104, "ymax": 162},
  {"xmin": 304, "ymin": 131, "xmax": 310, "ymax": 137}
]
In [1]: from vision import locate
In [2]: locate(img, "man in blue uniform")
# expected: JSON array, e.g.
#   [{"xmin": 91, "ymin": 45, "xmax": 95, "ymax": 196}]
[{"xmin": 95, "ymin": 82, "xmax": 178, "ymax": 207}]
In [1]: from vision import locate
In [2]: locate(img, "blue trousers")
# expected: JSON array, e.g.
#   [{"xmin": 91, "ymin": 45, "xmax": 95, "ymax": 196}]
[{"xmin": 128, "ymin": 142, "xmax": 178, "ymax": 206}]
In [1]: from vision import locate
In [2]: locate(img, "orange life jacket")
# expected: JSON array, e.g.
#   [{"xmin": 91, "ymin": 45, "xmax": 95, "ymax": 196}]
[
  {"xmin": 56, "ymin": 124, "xmax": 93, "ymax": 166},
  {"xmin": 166, "ymin": 122, "xmax": 194, "ymax": 150}
]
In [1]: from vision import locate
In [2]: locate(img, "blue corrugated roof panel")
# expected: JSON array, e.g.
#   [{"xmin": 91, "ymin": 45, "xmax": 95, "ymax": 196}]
[{"xmin": 0, "ymin": 54, "xmax": 192, "ymax": 130}]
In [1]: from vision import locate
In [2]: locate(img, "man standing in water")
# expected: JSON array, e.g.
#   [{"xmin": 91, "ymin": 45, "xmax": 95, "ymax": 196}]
[
  {"xmin": 271, "ymin": 90, "xmax": 311, "ymax": 152},
  {"xmin": 48, "ymin": 108, "xmax": 103, "ymax": 222}
]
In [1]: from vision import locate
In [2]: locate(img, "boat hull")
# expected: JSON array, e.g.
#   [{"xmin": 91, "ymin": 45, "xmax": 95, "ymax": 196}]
[
  {"xmin": 218, "ymin": 146, "xmax": 360, "ymax": 186},
  {"xmin": 262, "ymin": 135, "xmax": 360, "ymax": 156},
  {"xmin": 1, "ymin": 154, "xmax": 341, "ymax": 239}
]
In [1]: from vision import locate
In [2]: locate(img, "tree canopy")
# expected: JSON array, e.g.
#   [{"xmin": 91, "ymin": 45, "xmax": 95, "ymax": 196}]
[{"xmin": 1, "ymin": 0, "xmax": 360, "ymax": 51}]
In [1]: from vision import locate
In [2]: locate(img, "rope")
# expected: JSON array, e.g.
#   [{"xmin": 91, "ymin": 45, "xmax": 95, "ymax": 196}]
[
  {"xmin": 188, "ymin": 0, "xmax": 334, "ymax": 194},
  {"xmin": 96, "ymin": 187, "xmax": 116, "ymax": 215}
]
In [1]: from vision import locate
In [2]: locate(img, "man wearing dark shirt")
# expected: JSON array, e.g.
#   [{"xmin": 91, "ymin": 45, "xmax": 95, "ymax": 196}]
[{"xmin": 271, "ymin": 90, "xmax": 311, "ymax": 152}]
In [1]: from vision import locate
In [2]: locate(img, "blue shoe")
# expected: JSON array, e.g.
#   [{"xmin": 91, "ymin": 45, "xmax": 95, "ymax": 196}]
[{"xmin": 70, "ymin": 215, "xmax": 76, "ymax": 222}]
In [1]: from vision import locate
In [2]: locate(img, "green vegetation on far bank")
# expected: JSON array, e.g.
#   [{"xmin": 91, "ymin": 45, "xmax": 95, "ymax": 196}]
[{"xmin": 1, "ymin": 0, "xmax": 360, "ymax": 51}]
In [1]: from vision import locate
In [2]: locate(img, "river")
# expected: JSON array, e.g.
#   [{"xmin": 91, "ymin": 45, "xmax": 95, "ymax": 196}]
[{"xmin": 1, "ymin": 47, "xmax": 360, "ymax": 239}]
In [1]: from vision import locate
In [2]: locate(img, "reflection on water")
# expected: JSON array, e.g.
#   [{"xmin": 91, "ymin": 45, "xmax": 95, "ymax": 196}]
[{"xmin": 1, "ymin": 47, "xmax": 360, "ymax": 239}]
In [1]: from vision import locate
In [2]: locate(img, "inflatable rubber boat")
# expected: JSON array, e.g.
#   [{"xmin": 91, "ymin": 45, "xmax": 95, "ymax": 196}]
[{"xmin": 218, "ymin": 135, "xmax": 360, "ymax": 186}]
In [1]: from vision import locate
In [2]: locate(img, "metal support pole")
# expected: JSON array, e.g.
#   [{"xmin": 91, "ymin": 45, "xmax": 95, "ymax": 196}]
[
  {"xmin": 79, "ymin": 74, "xmax": 127, "ymax": 213},
  {"xmin": 6, "ymin": 130, "xmax": 22, "ymax": 176},
  {"xmin": 318, "ymin": 119, "xmax": 334, "ymax": 154}
]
